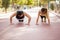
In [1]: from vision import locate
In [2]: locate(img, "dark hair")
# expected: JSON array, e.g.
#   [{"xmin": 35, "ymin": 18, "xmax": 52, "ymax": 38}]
[
  {"xmin": 17, "ymin": 11, "xmax": 23, "ymax": 15},
  {"xmin": 41, "ymin": 8, "xmax": 47, "ymax": 14}
]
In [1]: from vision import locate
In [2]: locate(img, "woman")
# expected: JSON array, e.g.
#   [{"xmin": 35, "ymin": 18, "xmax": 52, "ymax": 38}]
[
  {"xmin": 10, "ymin": 11, "xmax": 31, "ymax": 25},
  {"xmin": 36, "ymin": 8, "xmax": 50, "ymax": 25}
]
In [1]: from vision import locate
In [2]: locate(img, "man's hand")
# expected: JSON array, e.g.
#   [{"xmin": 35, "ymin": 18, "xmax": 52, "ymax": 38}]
[
  {"xmin": 10, "ymin": 23, "xmax": 14, "ymax": 25},
  {"xmin": 36, "ymin": 23, "xmax": 39, "ymax": 25},
  {"xmin": 25, "ymin": 23, "xmax": 30, "ymax": 25}
]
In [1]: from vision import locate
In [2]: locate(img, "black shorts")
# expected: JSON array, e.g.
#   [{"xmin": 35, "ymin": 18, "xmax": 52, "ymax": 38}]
[
  {"xmin": 41, "ymin": 16, "xmax": 46, "ymax": 22},
  {"xmin": 18, "ymin": 20, "xmax": 24, "ymax": 22}
]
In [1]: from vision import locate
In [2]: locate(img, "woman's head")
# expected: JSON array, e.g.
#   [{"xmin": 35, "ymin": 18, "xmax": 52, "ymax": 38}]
[
  {"xmin": 17, "ymin": 11, "xmax": 24, "ymax": 17},
  {"xmin": 41, "ymin": 8, "xmax": 47, "ymax": 14}
]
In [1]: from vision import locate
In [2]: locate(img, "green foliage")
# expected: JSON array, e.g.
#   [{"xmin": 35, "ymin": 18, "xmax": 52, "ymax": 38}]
[
  {"xmin": 17, "ymin": 0, "xmax": 27, "ymax": 5},
  {"xmin": 40, "ymin": 0, "xmax": 48, "ymax": 5},
  {"xmin": 12, "ymin": 0, "xmax": 18, "ymax": 3},
  {"xmin": 0, "ymin": 0, "xmax": 2, "ymax": 7},
  {"xmin": 27, "ymin": 0, "xmax": 34, "ymax": 5},
  {"xmin": 50, "ymin": 3, "xmax": 54, "ymax": 10},
  {"xmin": 39, "ymin": 2, "xmax": 41, "ymax": 6},
  {"xmin": 2, "ymin": 0, "xmax": 10, "ymax": 9},
  {"xmin": 1, "ymin": 0, "xmax": 56, "ymax": 8},
  {"xmin": 17, "ymin": 0, "xmax": 34, "ymax": 6},
  {"xmin": 40, "ymin": 0, "xmax": 56, "ymax": 5}
]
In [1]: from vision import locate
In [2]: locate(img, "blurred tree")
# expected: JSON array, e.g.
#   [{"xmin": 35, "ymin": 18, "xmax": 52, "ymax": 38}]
[
  {"xmin": 50, "ymin": 3, "xmax": 54, "ymax": 10},
  {"xmin": 0, "ymin": 0, "xmax": 2, "ymax": 8},
  {"xmin": 27, "ymin": 0, "xmax": 34, "ymax": 5},
  {"xmin": 40, "ymin": 0, "xmax": 48, "ymax": 5},
  {"xmin": 2, "ymin": 0, "xmax": 10, "ymax": 13},
  {"xmin": 17, "ymin": 0, "xmax": 27, "ymax": 5},
  {"xmin": 40, "ymin": 0, "xmax": 56, "ymax": 5}
]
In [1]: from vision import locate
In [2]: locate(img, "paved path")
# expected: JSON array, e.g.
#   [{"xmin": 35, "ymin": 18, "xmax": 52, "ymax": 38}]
[
  {"xmin": 0, "ymin": 7, "xmax": 60, "ymax": 40},
  {"xmin": 0, "ymin": 13, "xmax": 60, "ymax": 40}
]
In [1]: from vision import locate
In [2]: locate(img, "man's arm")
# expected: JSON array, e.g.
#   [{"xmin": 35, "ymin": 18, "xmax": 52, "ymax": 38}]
[
  {"xmin": 46, "ymin": 13, "xmax": 50, "ymax": 24},
  {"xmin": 24, "ymin": 12, "xmax": 31, "ymax": 25},
  {"xmin": 36, "ymin": 11, "xmax": 40, "ymax": 25},
  {"xmin": 10, "ymin": 13, "xmax": 16, "ymax": 24}
]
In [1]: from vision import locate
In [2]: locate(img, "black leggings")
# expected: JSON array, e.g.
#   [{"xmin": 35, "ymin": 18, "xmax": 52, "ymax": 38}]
[{"xmin": 41, "ymin": 16, "xmax": 46, "ymax": 22}]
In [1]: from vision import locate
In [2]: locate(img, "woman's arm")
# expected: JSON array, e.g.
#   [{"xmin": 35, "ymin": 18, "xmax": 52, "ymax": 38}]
[
  {"xmin": 24, "ymin": 12, "xmax": 31, "ymax": 25},
  {"xmin": 10, "ymin": 13, "xmax": 16, "ymax": 24}
]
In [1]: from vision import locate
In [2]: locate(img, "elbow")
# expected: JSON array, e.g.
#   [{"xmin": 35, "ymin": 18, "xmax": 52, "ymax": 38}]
[
  {"xmin": 28, "ymin": 16, "xmax": 31, "ymax": 21},
  {"xmin": 10, "ymin": 17, "xmax": 12, "ymax": 21},
  {"xmin": 10, "ymin": 17, "xmax": 11, "ymax": 20},
  {"xmin": 29, "ymin": 17, "xmax": 31, "ymax": 21}
]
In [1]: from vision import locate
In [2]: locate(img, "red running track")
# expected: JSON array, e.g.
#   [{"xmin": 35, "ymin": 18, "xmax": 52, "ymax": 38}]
[{"xmin": 0, "ymin": 15, "xmax": 60, "ymax": 40}]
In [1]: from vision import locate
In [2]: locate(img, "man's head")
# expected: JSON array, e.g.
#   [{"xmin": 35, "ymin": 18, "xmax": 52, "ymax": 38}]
[{"xmin": 41, "ymin": 8, "xmax": 47, "ymax": 14}]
